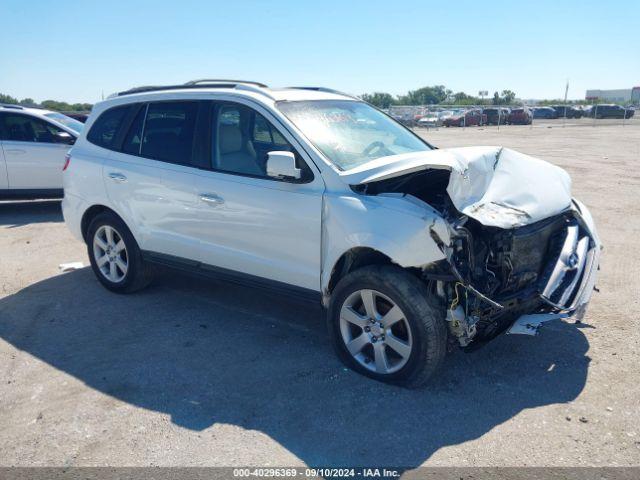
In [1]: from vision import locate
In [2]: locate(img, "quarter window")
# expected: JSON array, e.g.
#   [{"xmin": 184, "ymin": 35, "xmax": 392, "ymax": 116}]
[
  {"xmin": 87, "ymin": 105, "xmax": 131, "ymax": 149},
  {"xmin": 121, "ymin": 106, "xmax": 146, "ymax": 155}
]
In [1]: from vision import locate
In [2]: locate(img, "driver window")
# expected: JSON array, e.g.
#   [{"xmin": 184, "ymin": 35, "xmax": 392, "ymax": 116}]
[{"xmin": 212, "ymin": 102, "xmax": 312, "ymax": 181}]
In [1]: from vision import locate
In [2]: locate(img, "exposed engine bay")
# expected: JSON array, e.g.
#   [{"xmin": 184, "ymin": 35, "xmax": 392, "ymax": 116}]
[{"xmin": 353, "ymin": 167, "xmax": 598, "ymax": 348}]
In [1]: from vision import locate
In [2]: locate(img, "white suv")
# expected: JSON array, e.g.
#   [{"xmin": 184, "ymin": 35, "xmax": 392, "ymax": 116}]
[
  {"xmin": 62, "ymin": 80, "xmax": 601, "ymax": 387},
  {"xmin": 0, "ymin": 104, "xmax": 82, "ymax": 199}
]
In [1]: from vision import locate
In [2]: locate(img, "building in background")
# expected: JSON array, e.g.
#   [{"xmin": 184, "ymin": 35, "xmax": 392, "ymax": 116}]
[{"xmin": 585, "ymin": 87, "xmax": 640, "ymax": 104}]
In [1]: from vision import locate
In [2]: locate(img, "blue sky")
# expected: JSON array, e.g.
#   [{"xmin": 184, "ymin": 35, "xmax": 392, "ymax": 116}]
[{"xmin": 1, "ymin": 0, "xmax": 638, "ymax": 103}]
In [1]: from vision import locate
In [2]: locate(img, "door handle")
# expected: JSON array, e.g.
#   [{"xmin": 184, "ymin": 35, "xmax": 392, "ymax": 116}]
[
  {"xmin": 5, "ymin": 149, "xmax": 26, "ymax": 155},
  {"xmin": 199, "ymin": 193, "xmax": 224, "ymax": 206},
  {"xmin": 108, "ymin": 172, "xmax": 127, "ymax": 183}
]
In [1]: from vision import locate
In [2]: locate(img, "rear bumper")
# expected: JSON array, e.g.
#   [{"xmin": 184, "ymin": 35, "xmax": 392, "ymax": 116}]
[{"xmin": 61, "ymin": 192, "xmax": 87, "ymax": 242}]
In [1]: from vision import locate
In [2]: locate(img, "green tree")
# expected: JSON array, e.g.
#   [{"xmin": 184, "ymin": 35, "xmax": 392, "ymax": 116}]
[
  {"xmin": 19, "ymin": 98, "xmax": 38, "ymax": 107},
  {"xmin": 1, "ymin": 93, "xmax": 92, "ymax": 111},
  {"xmin": 448, "ymin": 91, "xmax": 480, "ymax": 105},
  {"xmin": 74, "ymin": 103, "xmax": 93, "ymax": 111},
  {"xmin": 41, "ymin": 100, "xmax": 70, "ymax": 111},
  {"xmin": 401, "ymin": 85, "xmax": 448, "ymax": 105},
  {"xmin": 361, "ymin": 92, "xmax": 396, "ymax": 109},
  {"xmin": 501, "ymin": 90, "xmax": 516, "ymax": 104},
  {"xmin": 0, "ymin": 93, "xmax": 19, "ymax": 104}
]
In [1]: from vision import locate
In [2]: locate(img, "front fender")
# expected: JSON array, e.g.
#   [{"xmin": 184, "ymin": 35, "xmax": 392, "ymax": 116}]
[{"xmin": 321, "ymin": 193, "xmax": 450, "ymax": 294}]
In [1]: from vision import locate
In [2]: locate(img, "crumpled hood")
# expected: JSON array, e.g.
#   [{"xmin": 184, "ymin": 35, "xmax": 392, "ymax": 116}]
[{"xmin": 341, "ymin": 146, "xmax": 572, "ymax": 229}]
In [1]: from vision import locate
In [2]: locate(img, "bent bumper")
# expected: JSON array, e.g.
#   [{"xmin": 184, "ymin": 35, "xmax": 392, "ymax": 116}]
[{"xmin": 508, "ymin": 199, "xmax": 601, "ymax": 335}]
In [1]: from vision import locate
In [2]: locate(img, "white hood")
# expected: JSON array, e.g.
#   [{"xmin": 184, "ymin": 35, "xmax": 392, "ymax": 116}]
[{"xmin": 341, "ymin": 146, "xmax": 572, "ymax": 229}]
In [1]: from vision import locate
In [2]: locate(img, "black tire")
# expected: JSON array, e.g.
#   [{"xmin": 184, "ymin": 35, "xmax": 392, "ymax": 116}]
[
  {"xmin": 86, "ymin": 212, "xmax": 154, "ymax": 293},
  {"xmin": 328, "ymin": 265, "xmax": 447, "ymax": 388}
]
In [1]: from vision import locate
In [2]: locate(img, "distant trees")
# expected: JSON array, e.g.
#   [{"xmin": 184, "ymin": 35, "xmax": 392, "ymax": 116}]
[
  {"xmin": 18, "ymin": 98, "xmax": 38, "ymax": 107},
  {"xmin": 360, "ymin": 86, "xmax": 519, "ymax": 107},
  {"xmin": 449, "ymin": 91, "xmax": 479, "ymax": 105},
  {"xmin": 398, "ymin": 85, "xmax": 450, "ymax": 105},
  {"xmin": 41, "ymin": 100, "xmax": 93, "ymax": 112},
  {"xmin": 360, "ymin": 92, "xmax": 396, "ymax": 109},
  {"xmin": 0, "ymin": 93, "xmax": 92, "ymax": 112},
  {"xmin": 491, "ymin": 90, "xmax": 516, "ymax": 105},
  {"xmin": 0, "ymin": 93, "xmax": 19, "ymax": 104},
  {"xmin": 2, "ymin": 85, "xmax": 533, "ymax": 112}
]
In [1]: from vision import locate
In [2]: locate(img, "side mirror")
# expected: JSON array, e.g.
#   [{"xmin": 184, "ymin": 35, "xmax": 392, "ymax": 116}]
[
  {"xmin": 55, "ymin": 131, "xmax": 76, "ymax": 145},
  {"xmin": 266, "ymin": 151, "xmax": 301, "ymax": 180}
]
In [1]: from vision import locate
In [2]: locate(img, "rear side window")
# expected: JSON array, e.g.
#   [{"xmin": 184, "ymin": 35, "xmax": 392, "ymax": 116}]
[{"xmin": 141, "ymin": 101, "xmax": 198, "ymax": 165}]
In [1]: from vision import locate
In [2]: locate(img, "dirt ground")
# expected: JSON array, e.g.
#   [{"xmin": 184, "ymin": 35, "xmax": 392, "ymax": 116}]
[{"xmin": 1, "ymin": 121, "xmax": 639, "ymax": 467}]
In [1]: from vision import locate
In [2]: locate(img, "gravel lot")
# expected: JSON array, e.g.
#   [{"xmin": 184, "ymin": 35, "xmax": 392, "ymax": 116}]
[{"xmin": 1, "ymin": 121, "xmax": 639, "ymax": 467}]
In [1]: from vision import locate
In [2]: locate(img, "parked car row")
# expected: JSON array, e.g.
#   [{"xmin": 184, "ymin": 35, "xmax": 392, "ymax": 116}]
[
  {"xmin": 410, "ymin": 104, "xmax": 635, "ymax": 127},
  {"xmin": 530, "ymin": 104, "xmax": 635, "ymax": 120},
  {"xmin": 582, "ymin": 104, "xmax": 635, "ymax": 119},
  {"xmin": 415, "ymin": 107, "xmax": 527, "ymax": 127}
]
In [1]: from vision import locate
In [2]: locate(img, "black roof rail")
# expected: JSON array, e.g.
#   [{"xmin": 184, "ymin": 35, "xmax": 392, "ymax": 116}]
[
  {"xmin": 184, "ymin": 79, "xmax": 268, "ymax": 88},
  {"xmin": 0, "ymin": 103, "xmax": 24, "ymax": 109},
  {"xmin": 287, "ymin": 86, "xmax": 359, "ymax": 99},
  {"xmin": 114, "ymin": 80, "xmax": 270, "ymax": 98}
]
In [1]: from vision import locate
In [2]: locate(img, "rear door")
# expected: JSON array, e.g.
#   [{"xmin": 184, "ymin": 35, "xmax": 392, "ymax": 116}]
[
  {"xmin": 101, "ymin": 100, "xmax": 205, "ymax": 260},
  {"xmin": 0, "ymin": 112, "xmax": 73, "ymax": 190},
  {"xmin": 0, "ymin": 133, "xmax": 7, "ymax": 189}
]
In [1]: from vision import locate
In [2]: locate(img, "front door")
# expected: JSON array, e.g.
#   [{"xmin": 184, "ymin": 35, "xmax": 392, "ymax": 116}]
[
  {"xmin": 0, "ymin": 113, "xmax": 72, "ymax": 190},
  {"xmin": 0, "ymin": 142, "xmax": 7, "ymax": 189},
  {"xmin": 194, "ymin": 101, "xmax": 324, "ymax": 292}
]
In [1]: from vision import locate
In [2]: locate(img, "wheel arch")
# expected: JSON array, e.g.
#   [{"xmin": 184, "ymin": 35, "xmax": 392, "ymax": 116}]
[
  {"xmin": 325, "ymin": 247, "xmax": 419, "ymax": 305},
  {"xmin": 81, "ymin": 204, "xmax": 127, "ymax": 243}
]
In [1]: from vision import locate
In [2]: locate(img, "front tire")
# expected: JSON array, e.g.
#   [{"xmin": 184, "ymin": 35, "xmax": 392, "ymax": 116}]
[
  {"xmin": 328, "ymin": 265, "xmax": 447, "ymax": 388},
  {"xmin": 87, "ymin": 212, "xmax": 154, "ymax": 293}
]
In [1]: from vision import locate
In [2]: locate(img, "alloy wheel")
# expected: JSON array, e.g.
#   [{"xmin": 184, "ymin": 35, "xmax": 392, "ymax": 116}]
[
  {"xmin": 93, "ymin": 225, "xmax": 128, "ymax": 283},
  {"xmin": 339, "ymin": 289, "xmax": 413, "ymax": 374}
]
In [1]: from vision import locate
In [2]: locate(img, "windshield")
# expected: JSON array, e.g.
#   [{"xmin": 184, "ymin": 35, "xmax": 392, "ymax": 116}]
[
  {"xmin": 277, "ymin": 100, "xmax": 431, "ymax": 171},
  {"xmin": 44, "ymin": 113, "xmax": 84, "ymax": 134}
]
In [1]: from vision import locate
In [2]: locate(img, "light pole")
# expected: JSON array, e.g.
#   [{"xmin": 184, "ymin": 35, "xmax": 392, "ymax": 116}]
[
  {"xmin": 563, "ymin": 80, "xmax": 569, "ymax": 127},
  {"xmin": 479, "ymin": 91, "xmax": 487, "ymax": 126}
]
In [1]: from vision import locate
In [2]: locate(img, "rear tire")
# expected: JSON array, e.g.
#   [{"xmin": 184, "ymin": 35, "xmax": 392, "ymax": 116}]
[
  {"xmin": 328, "ymin": 265, "xmax": 447, "ymax": 388},
  {"xmin": 87, "ymin": 212, "xmax": 154, "ymax": 293}
]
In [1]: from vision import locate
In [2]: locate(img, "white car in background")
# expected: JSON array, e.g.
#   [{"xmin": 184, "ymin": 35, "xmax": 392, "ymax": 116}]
[
  {"xmin": 0, "ymin": 104, "xmax": 82, "ymax": 199},
  {"xmin": 416, "ymin": 112, "xmax": 442, "ymax": 128},
  {"xmin": 62, "ymin": 80, "xmax": 601, "ymax": 387}
]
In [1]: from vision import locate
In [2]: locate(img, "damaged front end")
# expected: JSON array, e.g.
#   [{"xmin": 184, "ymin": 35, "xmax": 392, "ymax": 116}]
[
  {"xmin": 350, "ymin": 147, "xmax": 601, "ymax": 348},
  {"xmin": 431, "ymin": 206, "xmax": 600, "ymax": 347}
]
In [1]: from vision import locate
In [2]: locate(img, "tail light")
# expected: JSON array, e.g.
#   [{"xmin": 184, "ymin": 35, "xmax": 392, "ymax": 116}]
[{"xmin": 62, "ymin": 153, "xmax": 71, "ymax": 171}]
